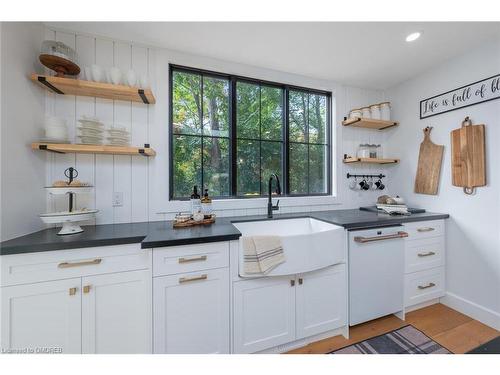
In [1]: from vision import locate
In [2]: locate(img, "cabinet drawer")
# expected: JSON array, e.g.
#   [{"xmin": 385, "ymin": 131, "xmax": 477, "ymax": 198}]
[
  {"xmin": 1, "ymin": 244, "xmax": 150, "ymax": 286},
  {"xmin": 404, "ymin": 267, "xmax": 445, "ymax": 307},
  {"xmin": 405, "ymin": 237, "xmax": 445, "ymax": 274},
  {"xmin": 404, "ymin": 220, "xmax": 444, "ymax": 240},
  {"xmin": 153, "ymin": 242, "xmax": 229, "ymax": 277}
]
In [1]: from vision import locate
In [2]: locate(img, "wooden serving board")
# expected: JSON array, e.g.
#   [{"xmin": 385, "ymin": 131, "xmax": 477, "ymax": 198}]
[
  {"xmin": 414, "ymin": 127, "xmax": 444, "ymax": 195},
  {"xmin": 173, "ymin": 216, "xmax": 216, "ymax": 228},
  {"xmin": 451, "ymin": 120, "xmax": 486, "ymax": 194}
]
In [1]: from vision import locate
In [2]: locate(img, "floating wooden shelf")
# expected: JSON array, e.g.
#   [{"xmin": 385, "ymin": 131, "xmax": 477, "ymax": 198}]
[
  {"xmin": 343, "ymin": 157, "xmax": 399, "ymax": 165},
  {"xmin": 31, "ymin": 73, "xmax": 156, "ymax": 104},
  {"xmin": 32, "ymin": 143, "xmax": 156, "ymax": 157},
  {"xmin": 342, "ymin": 117, "xmax": 398, "ymax": 130}
]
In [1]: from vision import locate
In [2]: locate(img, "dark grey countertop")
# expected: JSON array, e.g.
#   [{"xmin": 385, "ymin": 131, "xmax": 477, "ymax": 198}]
[{"xmin": 0, "ymin": 209, "xmax": 449, "ymax": 255}]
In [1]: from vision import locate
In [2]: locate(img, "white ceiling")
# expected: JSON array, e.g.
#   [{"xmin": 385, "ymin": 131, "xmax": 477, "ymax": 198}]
[{"xmin": 47, "ymin": 22, "xmax": 500, "ymax": 89}]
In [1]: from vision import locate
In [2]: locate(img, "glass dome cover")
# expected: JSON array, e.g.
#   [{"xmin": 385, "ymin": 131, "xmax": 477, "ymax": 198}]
[{"xmin": 39, "ymin": 40, "xmax": 80, "ymax": 77}]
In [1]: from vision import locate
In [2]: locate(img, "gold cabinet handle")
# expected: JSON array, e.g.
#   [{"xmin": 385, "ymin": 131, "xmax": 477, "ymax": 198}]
[
  {"xmin": 298, "ymin": 278, "xmax": 303, "ymax": 285},
  {"xmin": 69, "ymin": 287, "xmax": 78, "ymax": 296},
  {"xmin": 290, "ymin": 279, "xmax": 295, "ymax": 287},
  {"xmin": 354, "ymin": 231, "xmax": 408, "ymax": 243},
  {"xmin": 418, "ymin": 251, "xmax": 436, "ymax": 257},
  {"xmin": 178, "ymin": 255, "xmax": 207, "ymax": 264},
  {"xmin": 179, "ymin": 274, "xmax": 207, "ymax": 284},
  {"xmin": 83, "ymin": 285, "xmax": 92, "ymax": 294},
  {"xmin": 417, "ymin": 227, "xmax": 435, "ymax": 232},
  {"xmin": 418, "ymin": 282, "xmax": 436, "ymax": 290},
  {"xmin": 58, "ymin": 258, "xmax": 102, "ymax": 268}
]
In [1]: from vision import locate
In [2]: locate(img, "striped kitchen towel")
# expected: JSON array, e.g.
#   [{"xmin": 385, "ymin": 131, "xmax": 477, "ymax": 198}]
[{"xmin": 243, "ymin": 236, "xmax": 285, "ymax": 274}]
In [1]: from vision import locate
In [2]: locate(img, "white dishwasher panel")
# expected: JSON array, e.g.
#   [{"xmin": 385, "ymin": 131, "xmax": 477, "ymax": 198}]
[{"xmin": 349, "ymin": 226, "xmax": 406, "ymax": 326}]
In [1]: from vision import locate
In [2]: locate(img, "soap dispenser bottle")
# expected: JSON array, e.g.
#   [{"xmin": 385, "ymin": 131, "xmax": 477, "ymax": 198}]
[
  {"xmin": 190, "ymin": 185, "xmax": 201, "ymax": 215},
  {"xmin": 201, "ymin": 188, "xmax": 212, "ymax": 216}
]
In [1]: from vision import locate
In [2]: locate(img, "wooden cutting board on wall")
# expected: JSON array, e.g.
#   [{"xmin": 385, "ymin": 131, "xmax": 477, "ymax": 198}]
[
  {"xmin": 414, "ymin": 127, "xmax": 444, "ymax": 195},
  {"xmin": 451, "ymin": 118, "xmax": 486, "ymax": 194}
]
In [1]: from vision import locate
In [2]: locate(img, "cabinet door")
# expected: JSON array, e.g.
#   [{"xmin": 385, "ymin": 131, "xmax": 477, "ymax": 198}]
[
  {"xmin": 233, "ymin": 277, "xmax": 296, "ymax": 353},
  {"xmin": 1, "ymin": 278, "xmax": 82, "ymax": 354},
  {"xmin": 296, "ymin": 265, "xmax": 347, "ymax": 340},
  {"xmin": 81, "ymin": 270, "xmax": 152, "ymax": 354},
  {"xmin": 153, "ymin": 268, "xmax": 229, "ymax": 354}
]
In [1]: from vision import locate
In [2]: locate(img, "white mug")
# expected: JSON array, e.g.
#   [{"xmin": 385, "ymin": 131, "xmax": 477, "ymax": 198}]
[{"xmin": 348, "ymin": 179, "xmax": 357, "ymax": 190}]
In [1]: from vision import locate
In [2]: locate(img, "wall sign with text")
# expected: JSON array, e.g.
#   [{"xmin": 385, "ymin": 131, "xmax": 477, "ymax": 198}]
[{"xmin": 420, "ymin": 74, "xmax": 500, "ymax": 119}]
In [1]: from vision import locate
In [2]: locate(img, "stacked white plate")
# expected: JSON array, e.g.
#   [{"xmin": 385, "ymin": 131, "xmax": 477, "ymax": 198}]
[
  {"xmin": 107, "ymin": 126, "xmax": 130, "ymax": 146},
  {"xmin": 77, "ymin": 115, "xmax": 104, "ymax": 144}
]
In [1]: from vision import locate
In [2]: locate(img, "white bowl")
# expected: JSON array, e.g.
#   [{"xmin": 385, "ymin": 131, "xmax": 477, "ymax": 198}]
[{"xmin": 45, "ymin": 116, "xmax": 66, "ymax": 126}]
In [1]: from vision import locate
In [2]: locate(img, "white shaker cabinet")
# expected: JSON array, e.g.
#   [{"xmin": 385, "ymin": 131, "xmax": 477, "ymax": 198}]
[
  {"xmin": 153, "ymin": 268, "xmax": 230, "ymax": 354},
  {"xmin": 296, "ymin": 265, "xmax": 347, "ymax": 340},
  {"xmin": 232, "ymin": 277, "xmax": 296, "ymax": 354},
  {"xmin": 1, "ymin": 278, "xmax": 82, "ymax": 354},
  {"xmin": 232, "ymin": 264, "xmax": 347, "ymax": 353},
  {"xmin": 0, "ymin": 244, "xmax": 152, "ymax": 354},
  {"xmin": 81, "ymin": 270, "xmax": 152, "ymax": 354}
]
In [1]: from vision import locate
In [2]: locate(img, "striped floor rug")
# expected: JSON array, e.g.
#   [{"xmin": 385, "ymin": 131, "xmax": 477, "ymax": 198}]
[{"xmin": 331, "ymin": 325, "xmax": 451, "ymax": 354}]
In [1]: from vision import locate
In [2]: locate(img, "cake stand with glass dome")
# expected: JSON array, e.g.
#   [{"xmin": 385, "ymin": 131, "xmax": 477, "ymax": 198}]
[{"xmin": 40, "ymin": 167, "xmax": 98, "ymax": 235}]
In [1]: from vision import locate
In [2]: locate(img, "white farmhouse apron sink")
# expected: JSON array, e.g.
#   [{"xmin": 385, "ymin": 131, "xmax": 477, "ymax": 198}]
[{"xmin": 232, "ymin": 218, "xmax": 345, "ymax": 277}]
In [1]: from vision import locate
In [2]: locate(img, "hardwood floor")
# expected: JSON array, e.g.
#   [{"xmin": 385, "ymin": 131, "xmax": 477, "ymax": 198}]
[{"xmin": 287, "ymin": 303, "xmax": 499, "ymax": 354}]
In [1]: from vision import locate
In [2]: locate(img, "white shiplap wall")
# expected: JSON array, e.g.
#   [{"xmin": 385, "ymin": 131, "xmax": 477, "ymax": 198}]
[
  {"xmin": 43, "ymin": 27, "xmax": 390, "ymax": 224},
  {"xmin": 44, "ymin": 28, "xmax": 153, "ymax": 225}
]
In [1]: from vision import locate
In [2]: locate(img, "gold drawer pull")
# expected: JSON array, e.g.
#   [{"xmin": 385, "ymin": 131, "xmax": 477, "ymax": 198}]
[
  {"xmin": 58, "ymin": 258, "xmax": 102, "ymax": 268},
  {"xmin": 418, "ymin": 282, "xmax": 436, "ymax": 290},
  {"xmin": 418, "ymin": 251, "xmax": 436, "ymax": 257},
  {"xmin": 417, "ymin": 227, "xmax": 435, "ymax": 232},
  {"xmin": 83, "ymin": 285, "xmax": 92, "ymax": 294},
  {"xmin": 69, "ymin": 287, "xmax": 78, "ymax": 296},
  {"xmin": 354, "ymin": 231, "xmax": 408, "ymax": 243},
  {"xmin": 179, "ymin": 274, "xmax": 208, "ymax": 284},
  {"xmin": 178, "ymin": 255, "xmax": 207, "ymax": 264}
]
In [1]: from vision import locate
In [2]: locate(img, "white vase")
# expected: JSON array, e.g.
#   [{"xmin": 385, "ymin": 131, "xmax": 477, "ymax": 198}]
[
  {"xmin": 126, "ymin": 70, "xmax": 136, "ymax": 87},
  {"xmin": 91, "ymin": 64, "xmax": 103, "ymax": 82},
  {"xmin": 110, "ymin": 67, "xmax": 122, "ymax": 85},
  {"xmin": 139, "ymin": 74, "xmax": 149, "ymax": 88}
]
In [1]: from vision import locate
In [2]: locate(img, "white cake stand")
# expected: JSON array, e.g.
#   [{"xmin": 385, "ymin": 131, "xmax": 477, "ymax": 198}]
[{"xmin": 40, "ymin": 210, "xmax": 98, "ymax": 235}]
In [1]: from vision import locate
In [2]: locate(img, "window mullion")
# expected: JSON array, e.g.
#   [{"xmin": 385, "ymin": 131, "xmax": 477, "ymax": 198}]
[
  {"xmin": 284, "ymin": 87, "xmax": 290, "ymax": 195},
  {"xmin": 230, "ymin": 77, "xmax": 237, "ymax": 196},
  {"xmin": 306, "ymin": 93, "xmax": 310, "ymax": 195},
  {"xmin": 200, "ymin": 75, "xmax": 204, "ymax": 192},
  {"xmin": 259, "ymin": 85, "xmax": 262, "ymax": 196}
]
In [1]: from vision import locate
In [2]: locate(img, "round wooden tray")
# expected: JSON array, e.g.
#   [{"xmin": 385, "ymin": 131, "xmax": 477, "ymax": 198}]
[{"xmin": 39, "ymin": 54, "xmax": 81, "ymax": 77}]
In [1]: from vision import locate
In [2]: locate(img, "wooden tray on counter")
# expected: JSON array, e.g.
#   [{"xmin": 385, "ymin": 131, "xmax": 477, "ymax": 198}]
[{"xmin": 173, "ymin": 215, "xmax": 216, "ymax": 228}]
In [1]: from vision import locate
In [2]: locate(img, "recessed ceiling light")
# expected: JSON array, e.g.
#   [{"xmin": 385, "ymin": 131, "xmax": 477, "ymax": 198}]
[{"xmin": 406, "ymin": 32, "xmax": 421, "ymax": 42}]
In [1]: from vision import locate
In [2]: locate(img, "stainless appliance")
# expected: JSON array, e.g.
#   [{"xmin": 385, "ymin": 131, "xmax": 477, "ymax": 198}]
[{"xmin": 348, "ymin": 226, "xmax": 408, "ymax": 326}]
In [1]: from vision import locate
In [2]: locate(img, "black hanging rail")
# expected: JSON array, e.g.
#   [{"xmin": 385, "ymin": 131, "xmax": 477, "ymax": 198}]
[{"xmin": 347, "ymin": 173, "xmax": 385, "ymax": 179}]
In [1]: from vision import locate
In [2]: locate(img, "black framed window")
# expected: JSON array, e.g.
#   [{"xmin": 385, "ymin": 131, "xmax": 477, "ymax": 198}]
[
  {"xmin": 236, "ymin": 81, "xmax": 284, "ymax": 196},
  {"xmin": 288, "ymin": 90, "xmax": 329, "ymax": 195},
  {"xmin": 169, "ymin": 65, "xmax": 331, "ymax": 200}
]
